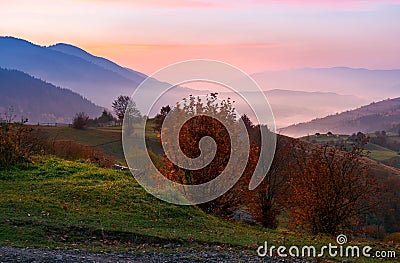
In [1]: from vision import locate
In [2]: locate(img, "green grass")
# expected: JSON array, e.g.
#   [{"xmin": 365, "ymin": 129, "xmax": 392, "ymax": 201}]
[
  {"xmin": 34, "ymin": 123, "xmax": 163, "ymax": 164},
  {"xmin": 304, "ymin": 134, "xmax": 348, "ymax": 143},
  {"xmin": 8, "ymin": 125, "xmax": 397, "ymax": 260},
  {"xmin": 37, "ymin": 126, "xmax": 125, "ymax": 163},
  {"xmin": 302, "ymin": 134, "xmax": 400, "ymax": 169},
  {"xmin": 365, "ymin": 143, "xmax": 400, "ymax": 161},
  {"xmin": 387, "ymin": 136, "xmax": 400, "ymax": 144},
  {"xmin": 0, "ymin": 158, "xmax": 397, "ymax": 261},
  {"xmin": 0, "ymin": 157, "xmax": 284, "ymax": 250},
  {"xmin": 38, "ymin": 126, "xmax": 121, "ymax": 145}
]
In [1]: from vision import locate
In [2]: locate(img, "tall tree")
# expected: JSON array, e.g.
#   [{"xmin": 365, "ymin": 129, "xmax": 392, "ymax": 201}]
[
  {"xmin": 160, "ymin": 94, "xmax": 256, "ymax": 215},
  {"xmin": 241, "ymin": 114, "xmax": 254, "ymax": 131},
  {"xmin": 97, "ymin": 110, "xmax": 114, "ymax": 123},
  {"xmin": 154, "ymin": 105, "xmax": 171, "ymax": 132},
  {"xmin": 250, "ymin": 136, "xmax": 292, "ymax": 229},
  {"xmin": 112, "ymin": 95, "xmax": 130, "ymax": 122}
]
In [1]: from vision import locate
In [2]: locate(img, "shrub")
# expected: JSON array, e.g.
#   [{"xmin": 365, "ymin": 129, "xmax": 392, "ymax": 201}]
[
  {"xmin": 72, "ymin": 112, "xmax": 90, "ymax": 129},
  {"xmin": 45, "ymin": 140, "xmax": 115, "ymax": 168},
  {"xmin": 0, "ymin": 120, "xmax": 42, "ymax": 167},
  {"xmin": 384, "ymin": 232, "xmax": 400, "ymax": 243}
]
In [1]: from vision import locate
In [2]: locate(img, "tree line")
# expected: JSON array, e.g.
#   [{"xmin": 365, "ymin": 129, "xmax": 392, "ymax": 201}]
[
  {"xmin": 72, "ymin": 95, "xmax": 140, "ymax": 129},
  {"xmin": 148, "ymin": 94, "xmax": 398, "ymax": 238}
]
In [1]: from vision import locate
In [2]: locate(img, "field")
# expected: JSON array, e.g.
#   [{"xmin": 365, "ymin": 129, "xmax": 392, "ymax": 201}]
[
  {"xmin": 36, "ymin": 126, "xmax": 124, "ymax": 163},
  {"xmin": 302, "ymin": 133, "xmax": 400, "ymax": 168},
  {"xmin": 0, "ymin": 125, "xmax": 398, "ymax": 261},
  {"xmin": 0, "ymin": 157, "xmax": 398, "ymax": 261},
  {"xmin": 364, "ymin": 143, "xmax": 399, "ymax": 161},
  {"xmin": 39, "ymin": 126, "xmax": 400, "ymax": 171},
  {"xmin": 35, "ymin": 123, "xmax": 159, "ymax": 164},
  {"xmin": 0, "ymin": 158, "xmax": 314, "ymax": 250}
]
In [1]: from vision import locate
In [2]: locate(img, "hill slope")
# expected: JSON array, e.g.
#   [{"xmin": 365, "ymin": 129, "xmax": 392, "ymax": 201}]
[
  {"xmin": 0, "ymin": 157, "xmax": 327, "ymax": 252},
  {"xmin": 1, "ymin": 157, "xmax": 399, "ymax": 259},
  {"xmin": 0, "ymin": 37, "xmax": 143, "ymax": 107},
  {"xmin": 280, "ymin": 97, "xmax": 400, "ymax": 137},
  {"xmin": 48, "ymin": 43, "xmax": 147, "ymax": 81},
  {"xmin": 0, "ymin": 37, "xmax": 204, "ymax": 112},
  {"xmin": 0, "ymin": 68, "xmax": 103, "ymax": 123}
]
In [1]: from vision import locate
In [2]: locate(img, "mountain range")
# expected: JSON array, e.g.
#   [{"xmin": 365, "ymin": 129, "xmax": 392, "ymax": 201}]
[
  {"xmin": 252, "ymin": 67, "xmax": 400, "ymax": 101},
  {"xmin": 0, "ymin": 37, "xmax": 145, "ymax": 107},
  {"xmin": 280, "ymin": 97, "xmax": 400, "ymax": 137},
  {"xmin": 219, "ymin": 89, "xmax": 367, "ymax": 128},
  {"xmin": 0, "ymin": 68, "xmax": 103, "ymax": 123},
  {"xmin": 1, "ymin": 36, "xmax": 399, "ymax": 129},
  {"xmin": 0, "ymin": 37, "xmax": 203, "ymax": 116}
]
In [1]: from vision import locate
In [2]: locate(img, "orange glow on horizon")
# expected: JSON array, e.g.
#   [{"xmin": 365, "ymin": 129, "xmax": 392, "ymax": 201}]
[{"xmin": 1, "ymin": 0, "xmax": 400, "ymax": 74}]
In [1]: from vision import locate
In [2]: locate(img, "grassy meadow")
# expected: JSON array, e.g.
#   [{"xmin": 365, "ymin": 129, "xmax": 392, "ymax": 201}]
[
  {"xmin": 0, "ymin": 125, "xmax": 398, "ymax": 261},
  {"xmin": 0, "ymin": 157, "xmax": 398, "ymax": 262},
  {"xmin": 303, "ymin": 133, "xmax": 400, "ymax": 168}
]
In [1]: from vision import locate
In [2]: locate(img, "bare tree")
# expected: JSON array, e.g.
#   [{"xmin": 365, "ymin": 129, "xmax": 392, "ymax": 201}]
[
  {"xmin": 250, "ymin": 136, "xmax": 291, "ymax": 229},
  {"xmin": 1, "ymin": 106, "xmax": 16, "ymax": 124}
]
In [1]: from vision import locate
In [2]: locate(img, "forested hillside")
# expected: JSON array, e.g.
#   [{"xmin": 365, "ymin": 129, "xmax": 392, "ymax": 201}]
[{"xmin": 0, "ymin": 68, "xmax": 103, "ymax": 123}]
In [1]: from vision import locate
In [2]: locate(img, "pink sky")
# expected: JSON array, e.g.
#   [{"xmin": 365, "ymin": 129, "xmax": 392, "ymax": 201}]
[{"xmin": 1, "ymin": 0, "xmax": 400, "ymax": 74}]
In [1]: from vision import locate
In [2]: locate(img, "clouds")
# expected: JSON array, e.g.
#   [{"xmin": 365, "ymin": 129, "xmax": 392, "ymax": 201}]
[
  {"xmin": 82, "ymin": 0, "xmax": 400, "ymax": 10},
  {"xmin": 1, "ymin": 0, "xmax": 399, "ymax": 74},
  {"xmin": 81, "ymin": 0, "xmax": 228, "ymax": 9},
  {"xmin": 230, "ymin": 0, "xmax": 400, "ymax": 12}
]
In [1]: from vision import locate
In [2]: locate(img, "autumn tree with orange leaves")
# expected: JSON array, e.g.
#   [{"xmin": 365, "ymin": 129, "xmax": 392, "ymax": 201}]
[
  {"xmin": 249, "ymin": 135, "xmax": 292, "ymax": 229},
  {"xmin": 159, "ymin": 94, "xmax": 259, "ymax": 215},
  {"xmin": 288, "ymin": 142, "xmax": 379, "ymax": 235}
]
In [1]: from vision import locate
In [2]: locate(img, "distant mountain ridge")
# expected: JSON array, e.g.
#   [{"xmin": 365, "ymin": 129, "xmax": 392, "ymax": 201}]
[
  {"xmin": 2, "ymin": 36, "xmax": 399, "ymax": 128},
  {"xmin": 280, "ymin": 97, "xmax": 400, "ymax": 137},
  {"xmin": 218, "ymin": 89, "xmax": 367, "ymax": 128},
  {"xmin": 47, "ymin": 43, "xmax": 147, "ymax": 81},
  {"xmin": 0, "ymin": 68, "xmax": 103, "ymax": 123},
  {"xmin": 0, "ymin": 37, "xmax": 146, "ymax": 107},
  {"xmin": 0, "ymin": 37, "xmax": 204, "ymax": 112},
  {"xmin": 252, "ymin": 67, "xmax": 400, "ymax": 101}
]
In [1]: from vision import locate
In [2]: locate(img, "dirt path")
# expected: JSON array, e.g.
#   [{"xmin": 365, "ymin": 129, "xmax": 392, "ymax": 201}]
[{"xmin": 0, "ymin": 246, "xmax": 310, "ymax": 262}]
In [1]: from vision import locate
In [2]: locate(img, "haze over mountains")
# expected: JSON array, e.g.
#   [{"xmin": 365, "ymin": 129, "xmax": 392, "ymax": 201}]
[
  {"xmin": 1, "ymin": 36, "xmax": 399, "ymax": 128},
  {"xmin": 0, "ymin": 37, "xmax": 202, "ymax": 116},
  {"xmin": 252, "ymin": 68, "xmax": 400, "ymax": 101},
  {"xmin": 0, "ymin": 68, "xmax": 103, "ymax": 123},
  {"xmin": 280, "ymin": 97, "xmax": 400, "ymax": 137},
  {"xmin": 219, "ymin": 89, "xmax": 368, "ymax": 128}
]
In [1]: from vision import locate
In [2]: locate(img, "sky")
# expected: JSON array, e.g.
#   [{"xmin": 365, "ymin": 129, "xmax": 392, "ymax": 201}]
[{"xmin": 1, "ymin": 0, "xmax": 400, "ymax": 75}]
